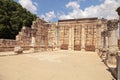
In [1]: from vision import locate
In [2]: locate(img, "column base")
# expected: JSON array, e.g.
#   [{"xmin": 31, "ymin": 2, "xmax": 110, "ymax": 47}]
[
  {"xmin": 68, "ymin": 46, "xmax": 74, "ymax": 51},
  {"xmin": 56, "ymin": 46, "xmax": 61, "ymax": 50},
  {"xmin": 53, "ymin": 47, "xmax": 58, "ymax": 51},
  {"xmin": 95, "ymin": 48, "xmax": 99, "ymax": 53},
  {"xmin": 81, "ymin": 48, "xmax": 85, "ymax": 51},
  {"xmin": 29, "ymin": 48, "xmax": 35, "ymax": 53},
  {"xmin": 68, "ymin": 48, "xmax": 74, "ymax": 51}
]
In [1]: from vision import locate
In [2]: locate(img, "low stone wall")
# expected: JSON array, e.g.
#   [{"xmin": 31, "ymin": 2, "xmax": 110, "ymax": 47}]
[{"xmin": 0, "ymin": 39, "xmax": 16, "ymax": 52}]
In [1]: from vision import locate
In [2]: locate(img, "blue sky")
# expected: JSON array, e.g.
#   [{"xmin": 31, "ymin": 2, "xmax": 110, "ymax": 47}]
[{"xmin": 15, "ymin": 0, "xmax": 120, "ymax": 22}]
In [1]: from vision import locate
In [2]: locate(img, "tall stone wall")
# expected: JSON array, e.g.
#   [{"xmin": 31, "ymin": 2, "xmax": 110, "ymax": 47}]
[{"xmin": 58, "ymin": 18, "xmax": 107, "ymax": 51}]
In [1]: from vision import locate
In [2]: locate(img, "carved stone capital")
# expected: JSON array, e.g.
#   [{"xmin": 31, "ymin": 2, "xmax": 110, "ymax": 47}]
[
  {"xmin": 101, "ymin": 30, "xmax": 110, "ymax": 37},
  {"xmin": 107, "ymin": 20, "xmax": 119, "ymax": 31}
]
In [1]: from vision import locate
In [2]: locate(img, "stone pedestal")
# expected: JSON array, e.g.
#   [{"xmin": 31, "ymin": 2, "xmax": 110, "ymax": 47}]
[
  {"xmin": 107, "ymin": 53, "xmax": 117, "ymax": 65},
  {"xmin": 81, "ymin": 27, "xmax": 85, "ymax": 51},
  {"xmin": 109, "ymin": 30, "xmax": 118, "ymax": 51}
]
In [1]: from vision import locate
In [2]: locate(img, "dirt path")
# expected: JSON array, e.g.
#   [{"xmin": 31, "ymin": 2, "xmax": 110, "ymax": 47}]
[{"xmin": 0, "ymin": 50, "xmax": 114, "ymax": 80}]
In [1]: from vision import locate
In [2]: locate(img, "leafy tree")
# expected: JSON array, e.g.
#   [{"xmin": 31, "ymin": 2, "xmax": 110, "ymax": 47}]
[{"xmin": 0, "ymin": 0, "xmax": 37, "ymax": 39}]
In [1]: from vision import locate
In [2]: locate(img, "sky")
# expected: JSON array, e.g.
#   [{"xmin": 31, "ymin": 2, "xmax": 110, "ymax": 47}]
[{"xmin": 15, "ymin": 0, "xmax": 120, "ymax": 22}]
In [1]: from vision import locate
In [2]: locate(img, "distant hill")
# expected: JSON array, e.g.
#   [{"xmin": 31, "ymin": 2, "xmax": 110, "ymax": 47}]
[{"xmin": 0, "ymin": 0, "xmax": 37, "ymax": 39}]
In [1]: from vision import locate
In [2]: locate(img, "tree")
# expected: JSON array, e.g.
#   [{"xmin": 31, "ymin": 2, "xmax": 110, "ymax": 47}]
[{"xmin": 0, "ymin": 0, "xmax": 37, "ymax": 39}]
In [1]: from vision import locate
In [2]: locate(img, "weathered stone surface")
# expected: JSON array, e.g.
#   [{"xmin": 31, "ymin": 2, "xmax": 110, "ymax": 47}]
[
  {"xmin": 58, "ymin": 18, "xmax": 107, "ymax": 51},
  {"xmin": 0, "ymin": 17, "xmax": 119, "ymax": 53},
  {"xmin": 117, "ymin": 52, "xmax": 120, "ymax": 79},
  {"xmin": 0, "ymin": 39, "xmax": 16, "ymax": 52},
  {"xmin": 14, "ymin": 46, "xmax": 23, "ymax": 54}
]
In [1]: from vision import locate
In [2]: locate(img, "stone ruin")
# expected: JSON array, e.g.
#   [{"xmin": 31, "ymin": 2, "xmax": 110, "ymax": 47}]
[
  {"xmin": 0, "ymin": 17, "xmax": 119, "ymax": 78},
  {"xmin": 0, "ymin": 17, "xmax": 119, "ymax": 53},
  {"xmin": 0, "ymin": 6, "xmax": 120, "ymax": 80},
  {"xmin": 15, "ymin": 18, "xmax": 57, "ymax": 52}
]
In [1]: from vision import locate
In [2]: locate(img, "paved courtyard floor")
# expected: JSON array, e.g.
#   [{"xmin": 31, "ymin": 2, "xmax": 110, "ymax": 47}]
[{"xmin": 0, "ymin": 50, "xmax": 114, "ymax": 80}]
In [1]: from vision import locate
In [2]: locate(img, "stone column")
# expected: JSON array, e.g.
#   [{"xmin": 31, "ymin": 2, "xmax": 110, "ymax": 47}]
[
  {"xmin": 101, "ymin": 30, "xmax": 105, "ymax": 50},
  {"xmin": 109, "ymin": 30, "xmax": 118, "ymax": 49},
  {"xmin": 108, "ymin": 30, "xmax": 118, "ymax": 65},
  {"xmin": 31, "ymin": 37, "xmax": 36, "ymax": 47},
  {"xmin": 105, "ymin": 36, "xmax": 109, "ymax": 49},
  {"xmin": 68, "ymin": 26, "xmax": 74, "ymax": 50},
  {"xmin": 68, "ymin": 26, "xmax": 72, "ymax": 50},
  {"xmin": 101, "ymin": 36, "xmax": 104, "ymax": 49},
  {"xmin": 71, "ymin": 26, "xmax": 74, "ymax": 50},
  {"xmin": 57, "ymin": 25, "xmax": 61, "ymax": 50},
  {"xmin": 95, "ymin": 25, "xmax": 100, "ymax": 52},
  {"xmin": 102, "ymin": 30, "xmax": 109, "ymax": 49},
  {"xmin": 117, "ymin": 52, "xmax": 120, "ymax": 80},
  {"xmin": 116, "ymin": 7, "xmax": 120, "ymax": 79},
  {"xmin": 107, "ymin": 20, "xmax": 119, "ymax": 65},
  {"xmin": 81, "ymin": 26, "xmax": 86, "ymax": 51},
  {"xmin": 97, "ymin": 22, "xmax": 102, "ymax": 49},
  {"xmin": 30, "ymin": 27, "xmax": 37, "ymax": 52},
  {"xmin": 56, "ymin": 23, "xmax": 60, "ymax": 50}
]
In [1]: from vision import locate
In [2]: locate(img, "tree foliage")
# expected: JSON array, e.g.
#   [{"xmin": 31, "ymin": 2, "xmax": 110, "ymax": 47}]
[{"xmin": 0, "ymin": 0, "xmax": 37, "ymax": 39}]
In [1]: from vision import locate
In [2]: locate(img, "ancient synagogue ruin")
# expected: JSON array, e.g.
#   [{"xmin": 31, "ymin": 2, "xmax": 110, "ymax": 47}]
[
  {"xmin": 0, "ymin": 7, "xmax": 120, "ymax": 79},
  {"xmin": 15, "ymin": 17, "xmax": 119, "ymax": 54},
  {"xmin": 0, "ymin": 17, "xmax": 119, "ymax": 53},
  {"xmin": 0, "ymin": 16, "xmax": 119, "ymax": 64}
]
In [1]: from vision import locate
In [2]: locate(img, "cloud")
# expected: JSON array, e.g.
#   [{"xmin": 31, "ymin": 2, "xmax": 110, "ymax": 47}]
[
  {"xmin": 66, "ymin": 1, "xmax": 80, "ymax": 10},
  {"xmin": 118, "ymin": 0, "xmax": 120, "ymax": 2},
  {"xmin": 59, "ymin": 0, "xmax": 119, "ymax": 20},
  {"xmin": 40, "ymin": 11, "xmax": 56, "ymax": 21},
  {"xmin": 18, "ymin": 0, "xmax": 37, "ymax": 14}
]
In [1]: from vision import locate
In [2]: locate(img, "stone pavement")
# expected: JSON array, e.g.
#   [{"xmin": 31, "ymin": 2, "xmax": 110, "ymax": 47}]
[{"xmin": 0, "ymin": 50, "xmax": 114, "ymax": 80}]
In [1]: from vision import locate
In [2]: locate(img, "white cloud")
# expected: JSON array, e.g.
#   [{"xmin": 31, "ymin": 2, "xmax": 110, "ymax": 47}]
[
  {"xmin": 59, "ymin": 0, "xmax": 119, "ymax": 20},
  {"xmin": 40, "ymin": 11, "xmax": 56, "ymax": 21},
  {"xmin": 18, "ymin": 0, "xmax": 37, "ymax": 14},
  {"xmin": 66, "ymin": 1, "xmax": 80, "ymax": 10}
]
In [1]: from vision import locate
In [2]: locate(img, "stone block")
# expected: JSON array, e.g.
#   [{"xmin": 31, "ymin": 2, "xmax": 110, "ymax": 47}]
[{"xmin": 14, "ymin": 46, "xmax": 23, "ymax": 54}]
